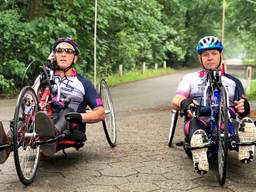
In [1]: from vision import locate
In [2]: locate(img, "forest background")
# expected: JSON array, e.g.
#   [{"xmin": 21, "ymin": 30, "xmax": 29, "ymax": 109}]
[{"xmin": 0, "ymin": 0, "xmax": 255, "ymax": 95}]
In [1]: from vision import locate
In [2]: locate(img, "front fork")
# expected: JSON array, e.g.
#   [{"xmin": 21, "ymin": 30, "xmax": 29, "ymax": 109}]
[
  {"xmin": 208, "ymin": 115, "xmax": 236, "ymax": 149},
  {"xmin": 228, "ymin": 120, "xmax": 237, "ymax": 148}
]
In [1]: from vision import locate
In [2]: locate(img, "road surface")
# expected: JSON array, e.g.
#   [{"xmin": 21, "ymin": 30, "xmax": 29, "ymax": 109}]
[{"xmin": 0, "ymin": 68, "xmax": 256, "ymax": 192}]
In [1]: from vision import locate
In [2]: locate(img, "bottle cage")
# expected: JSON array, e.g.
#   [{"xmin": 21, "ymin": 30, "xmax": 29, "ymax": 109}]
[{"xmin": 203, "ymin": 69, "xmax": 229, "ymax": 107}]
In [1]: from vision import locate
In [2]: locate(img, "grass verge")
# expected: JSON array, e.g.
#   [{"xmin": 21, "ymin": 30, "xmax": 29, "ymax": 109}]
[
  {"xmin": 247, "ymin": 79, "xmax": 256, "ymax": 100},
  {"xmin": 102, "ymin": 68, "xmax": 175, "ymax": 86}
]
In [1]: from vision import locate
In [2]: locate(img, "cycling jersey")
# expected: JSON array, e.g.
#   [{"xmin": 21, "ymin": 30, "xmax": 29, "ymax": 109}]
[
  {"xmin": 176, "ymin": 69, "xmax": 246, "ymax": 107},
  {"xmin": 51, "ymin": 69, "xmax": 102, "ymax": 112},
  {"xmin": 33, "ymin": 69, "xmax": 103, "ymax": 113}
]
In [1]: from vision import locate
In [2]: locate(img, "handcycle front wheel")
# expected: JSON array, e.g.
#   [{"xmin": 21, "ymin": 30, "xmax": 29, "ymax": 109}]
[
  {"xmin": 168, "ymin": 109, "xmax": 179, "ymax": 146},
  {"xmin": 13, "ymin": 86, "xmax": 40, "ymax": 185},
  {"xmin": 100, "ymin": 79, "xmax": 117, "ymax": 147},
  {"xmin": 217, "ymin": 86, "xmax": 228, "ymax": 186}
]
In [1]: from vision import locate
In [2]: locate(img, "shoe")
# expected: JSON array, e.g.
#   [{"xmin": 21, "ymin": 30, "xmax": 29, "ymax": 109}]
[
  {"xmin": 238, "ymin": 117, "xmax": 256, "ymax": 164},
  {"xmin": 0, "ymin": 121, "xmax": 11, "ymax": 164},
  {"xmin": 190, "ymin": 129, "xmax": 209, "ymax": 174},
  {"xmin": 35, "ymin": 112, "xmax": 57, "ymax": 157}
]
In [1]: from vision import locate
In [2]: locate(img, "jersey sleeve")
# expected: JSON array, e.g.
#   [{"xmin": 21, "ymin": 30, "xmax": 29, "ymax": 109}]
[
  {"xmin": 175, "ymin": 74, "xmax": 191, "ymax": 98},
  {"xmin": 234, "ymin": 78, "xmax": 246, "ymax": 100},
  {"xmin": 82, "ymin": 78, "xmax": 103, "ymax": 109},
  {"xmin": 225, "ymin": 73, "xmax": 246, "ymax": 100}
]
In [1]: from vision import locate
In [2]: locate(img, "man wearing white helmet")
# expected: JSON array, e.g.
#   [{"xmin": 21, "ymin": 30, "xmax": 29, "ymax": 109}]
[{"xmin": 171, "ymin": 35, "xmax": 256, "ymax": 174}]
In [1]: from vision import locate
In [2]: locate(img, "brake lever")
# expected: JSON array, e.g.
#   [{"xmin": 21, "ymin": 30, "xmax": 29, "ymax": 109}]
[
  {"xmin": 179, "ymin": 103, "xmax": 199, "ymax": 118},
  {"xmin": 64, "ymin": 97, "xmax": 71, "ymax": 108},
  {"xmin": 188, "ymin": 103, "xmax": 200, "ymax": 118}
]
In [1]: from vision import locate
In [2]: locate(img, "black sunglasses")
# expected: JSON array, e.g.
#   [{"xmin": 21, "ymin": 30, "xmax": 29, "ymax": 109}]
[{"xmin": 55, "ymin": 47, "xmax": 75, "ymax": 54}]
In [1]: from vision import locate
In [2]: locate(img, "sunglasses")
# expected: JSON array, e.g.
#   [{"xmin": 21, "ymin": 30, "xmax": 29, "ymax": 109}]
[{"xmin": 55, "ymin": 47, "xmax": 75, "ymax": 54}]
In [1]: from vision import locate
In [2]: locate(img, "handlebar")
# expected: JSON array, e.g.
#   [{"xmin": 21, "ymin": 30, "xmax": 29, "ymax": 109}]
[{"xmin": 206, "ymin": 69, "xmax": 222, "ymax": 86}]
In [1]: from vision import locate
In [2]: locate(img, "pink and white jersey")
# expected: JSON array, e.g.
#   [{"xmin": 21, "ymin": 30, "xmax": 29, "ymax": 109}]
[{"xmin": 176, "ymin": 70, "xmax": 246, "ymax": 106}]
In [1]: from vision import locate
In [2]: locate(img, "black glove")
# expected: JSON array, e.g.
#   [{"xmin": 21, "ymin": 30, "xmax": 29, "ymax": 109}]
[
  {"xmin": 65, "ymin": 112, "xmax": 82, "ymax": 123},
  {"xmin": 180, "ymin": 98, "xmax": 194, "ymax": 115},
  {"xmin": 235, "ymin": 97, "xmax": 250, "ymax": 118}
]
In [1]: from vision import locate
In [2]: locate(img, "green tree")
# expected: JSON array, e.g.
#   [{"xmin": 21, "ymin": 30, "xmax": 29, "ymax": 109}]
[
  {"xmin": 225, "ymin": 0, "xmax": 256, "ymax": 61},
  {"xmin": 0, "ymin": 0, "xmax": 255, "ymax": 94}
]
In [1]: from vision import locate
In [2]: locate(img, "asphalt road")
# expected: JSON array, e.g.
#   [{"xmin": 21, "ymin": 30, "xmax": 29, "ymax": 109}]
[{"xmin": 0, "ymin": 68, "xmax": 256, "ymax": 192}]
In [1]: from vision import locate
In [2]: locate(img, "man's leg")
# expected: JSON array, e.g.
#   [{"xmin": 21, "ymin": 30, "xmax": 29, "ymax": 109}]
[
  {"xmin": 70, "ymin": 123, "xmax": 87, "ymax": 142},
  {"xmin": 35, "ymin": 112, "xmax": 56, "ymax": 157},
  {"xmin": 185, "ymin": 117, "xmax": 209, "ymax": 174},
  {"xmin": 53, "ymin": 108, "xmax": 74, "ymax": 135},
  {"xmin": 54, "ymin": 108, "xmax": 86, "ymax": 142},
  {"xmin": 238, "ymin": 117, "xmax": 256, "ymax": 163},
  {"xmin": 0, "ymin": 121, "xmax": 11, "ymax": 164}
]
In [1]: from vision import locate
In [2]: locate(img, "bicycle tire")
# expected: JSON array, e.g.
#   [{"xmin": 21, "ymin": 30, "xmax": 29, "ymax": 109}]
[
  {"xmin": 13, "ymin": 86, "xmax": 40, "ymax": 185},
  {"xmin": 217, "ymin": 86, "xmax": 228, "ymax": 186},
  {"xmin": 100, "ymin": 79, "xmax": 117, "ymax": 147},
  {"xmin": 168, "ymin": 109, "xmax": 179, "ymax": 146}
]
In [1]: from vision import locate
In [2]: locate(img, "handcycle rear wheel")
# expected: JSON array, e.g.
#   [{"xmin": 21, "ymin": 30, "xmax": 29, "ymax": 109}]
[
  {"xmin": 168, "ymin": 109, "xmax": 179, "ymax": 146},
  {"xmin": 100, "ymin": 79, "xmax": 117, "ymax": 147},
  {"xmin": 217, "ymin": 86, "xmax": 228, "ymax": 186},
  {"xmin": 13, "ymin": 86, "xmax": 40, "ymax": 185}
]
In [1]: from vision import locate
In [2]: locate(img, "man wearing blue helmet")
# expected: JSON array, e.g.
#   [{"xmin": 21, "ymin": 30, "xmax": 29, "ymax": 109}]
[{"xmin": 171, "ymin": 36, "xmax": 256, "ymax": 174}]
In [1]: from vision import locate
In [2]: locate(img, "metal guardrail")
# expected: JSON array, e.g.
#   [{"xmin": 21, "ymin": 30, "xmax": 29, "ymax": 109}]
[
  {"xmin": 225, "ymin": 64, "xmax": 255, "ymax": 91},
  {"xmin": 225, "ymin": 64, "xmax": 255, "ymax": 70}
]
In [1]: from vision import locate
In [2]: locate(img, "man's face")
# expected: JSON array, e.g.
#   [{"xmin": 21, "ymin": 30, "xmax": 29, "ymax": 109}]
[
  {"xmin": 55, "ymin": 42, "xmax": 76, "ymax": 69},
  {"xmin": 200, "ymin": 49, "xmax": 222, "ymax": 70}
]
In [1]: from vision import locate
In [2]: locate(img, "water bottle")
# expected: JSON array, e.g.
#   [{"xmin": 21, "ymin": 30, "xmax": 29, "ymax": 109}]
[
  {"xmin": 24, "ymin": 104, "xmax": 33, "ymax": 115},
  {"xmin": 214, "ymin": 89, "xmax": 220, "ymax": 103},
  {"xmin": 40, "ymin": 87, "xmax": 53, "ymax": 116}
]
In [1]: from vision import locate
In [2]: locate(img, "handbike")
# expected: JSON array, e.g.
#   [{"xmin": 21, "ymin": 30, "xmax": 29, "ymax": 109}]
[
  {"xmin": 167, "ymin": 69, "xmax": 256, "ymax": 186},
  {"xmin": 10, "ymin": 63, "xmax": 117, "ymax": 185}
]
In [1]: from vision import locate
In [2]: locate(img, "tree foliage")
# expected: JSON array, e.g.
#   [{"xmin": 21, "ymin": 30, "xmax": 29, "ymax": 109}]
[
  {"xmin": 0, "ymin": 0, "xmax": 255, "ymax": 93},
  {"xmin": 225, "ymin": 0, "xmax": 256, "ymax": 60}
]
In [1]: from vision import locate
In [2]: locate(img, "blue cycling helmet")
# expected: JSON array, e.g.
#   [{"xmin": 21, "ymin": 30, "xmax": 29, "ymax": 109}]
[
  {"xmin": 52, "ymin": 37, "xmax": 80, "ymax": 56},
  {"xmin": 196, "ymin": 36, "xmax": 223, "ymax": 54}
]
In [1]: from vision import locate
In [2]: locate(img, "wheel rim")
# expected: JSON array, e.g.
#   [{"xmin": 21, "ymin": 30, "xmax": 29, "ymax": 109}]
[
  {"xmin": 217, "ymin": 87, "xmax": 228, "ymax": 185},
  {"xmin": 13, "ymin": 87, "xmax": 40, "ymax": 185},
  {"xmin": 168, "ymin": 109, "xmax": 178, "ymax": 146},
  {"xmin": 100, "ymin": 80, "xmax": 116, "ymax": 146},
  {"xmin": 218, "ymin": 132, "xmax": 225, "ymax": 180}
]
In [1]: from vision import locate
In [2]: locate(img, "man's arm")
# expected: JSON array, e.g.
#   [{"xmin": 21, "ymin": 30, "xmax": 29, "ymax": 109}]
[
  {"xmin": 171, "ymin": 95, "xmax": 187, "ymax": 110},
  {"xmin": 65, "ymin": 107, "xmax": 105, "ymax": 124},
  {"xmin": 81, "ymin": 106, "xmax": 105, "ymax": 123},
  {"xmin": 234, "ymin": 98, "xmax": 250, "ymax": 118},
  {"xmin": 172, "ymin": 95, "xmax": 198, "ymax": 118}
]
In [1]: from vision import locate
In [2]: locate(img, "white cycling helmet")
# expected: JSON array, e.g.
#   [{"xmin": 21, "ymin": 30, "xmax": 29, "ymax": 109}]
[{"xmin": 196, "ymin": 36, "xmax": 223, "ymax": 54}]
